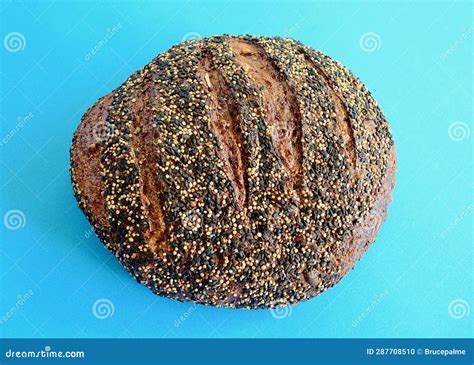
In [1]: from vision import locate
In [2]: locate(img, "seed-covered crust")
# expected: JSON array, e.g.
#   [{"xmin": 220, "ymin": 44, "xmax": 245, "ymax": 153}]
[{"xmin": 70, "ymin": 35, "xmax": 396, "ymax": 309}]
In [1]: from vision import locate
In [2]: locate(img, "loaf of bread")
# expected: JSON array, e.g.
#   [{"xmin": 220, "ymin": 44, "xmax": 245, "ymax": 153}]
[{"xmin": 70, "ymin": 35, "xmax": 396, "ymax": 309}]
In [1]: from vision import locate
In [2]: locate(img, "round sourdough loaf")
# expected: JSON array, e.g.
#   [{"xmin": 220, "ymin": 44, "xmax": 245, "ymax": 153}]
[{"xmin": 70, "ymin": 35, "xmax": 396, "ymax": 309}]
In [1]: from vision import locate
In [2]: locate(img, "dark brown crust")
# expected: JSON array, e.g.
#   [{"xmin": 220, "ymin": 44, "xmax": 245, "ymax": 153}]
[
  {"xmin": 70, "ymin": 93, "xmax": 113, "ymax": 243},
  {"xmin": 70, "ymin": 35, "xmax": 396, "ymax": 309},
  {"xmin": 341, "ymin": 146, "xmax": 396, "ymax": 277}
]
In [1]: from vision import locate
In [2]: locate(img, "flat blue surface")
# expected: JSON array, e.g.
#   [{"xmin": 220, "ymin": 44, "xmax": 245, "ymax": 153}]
[{"xmin": 0, "ymin": 0, "xmax": 472, "ymax": 339}]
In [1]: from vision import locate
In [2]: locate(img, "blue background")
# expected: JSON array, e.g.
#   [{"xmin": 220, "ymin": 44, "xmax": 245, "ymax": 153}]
[{"xmin": 0, "ymin": 0, "xmax": 472, "ymax": 339}]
